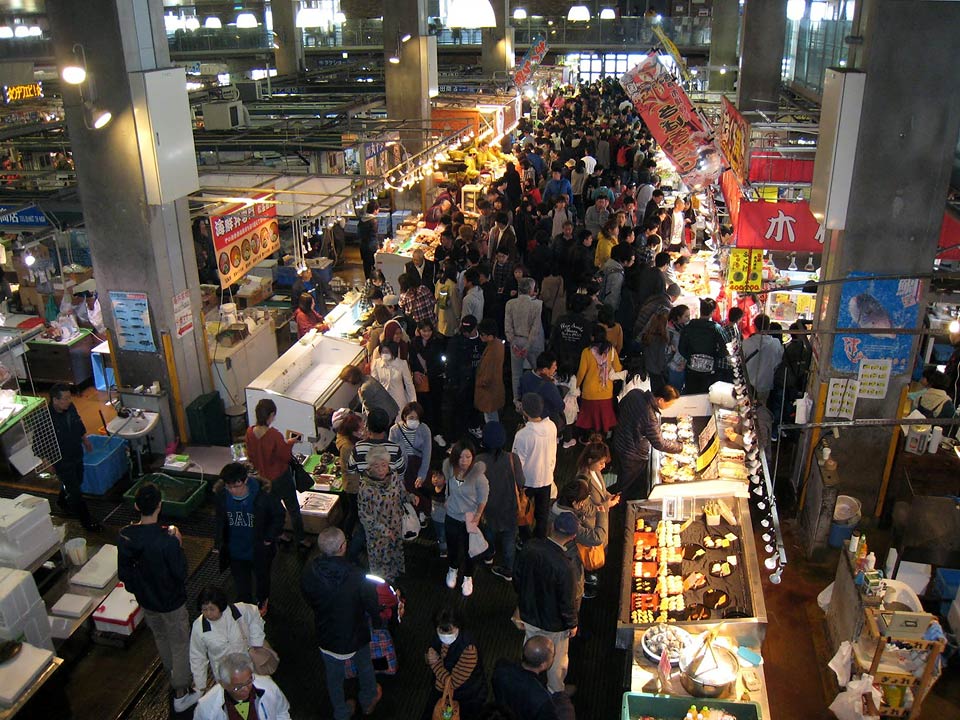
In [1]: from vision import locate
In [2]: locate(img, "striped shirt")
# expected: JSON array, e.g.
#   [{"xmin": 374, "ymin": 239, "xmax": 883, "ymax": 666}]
[
  {"xmin": 347, "ymin": 439, "xmax": 406, "ymax": 477},
  {"xmin": 432, "ymin": 643, "xmax": 479, "ymax": 691}
]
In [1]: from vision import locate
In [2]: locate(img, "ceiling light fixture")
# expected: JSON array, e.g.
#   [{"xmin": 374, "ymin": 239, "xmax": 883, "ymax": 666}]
[
  {"xmin": 400, "ymin": 33, "xmax": 412, "ymax": 43},
  {"xmin": 447, "ymin": 0, "xmax": 497, "ymax": 28},
  {"xmin": 28, "ymin": 26, "xmax": 42, "ymax": 36},
  {"xmin": 567, "ymin": 5, "xmax": 591, "ymax": 22},
  {"xmin": 600, "ymin": 8, "xmax": 616, "ymax": 20},
  {"xmin": 0, "ymin": 27, "xmax": 12, "ymax": 39},
  {"xmin": 85, "ymin": 101, "xmax": 112, "ymax": 129},
  {"xmin": 236, "ymin": 12, "xmax": 258, "ymax": 29},
  {"xmin": 786, "ymin": 0, "xmax": 806, "ymax": 22},
  {"xmin": 204, "ymin": 17, "xmax": 222, "ymax": 29},
  {"xmin": 333, "ymin": 11, "xmax": 347, "ymax": 24},
  {"xmin": 512, "ymin": 8, "xmax": 527, "ymax": 20},
  {"xmin": 185, "ymin": 17, "xmax": 200, "ymax": 31},
  {"xmin": 13, "ymin": 25, "xmax": 29, "ymax": 38}
]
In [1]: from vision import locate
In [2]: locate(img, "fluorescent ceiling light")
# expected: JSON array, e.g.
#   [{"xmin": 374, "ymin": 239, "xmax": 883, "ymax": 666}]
[
  {"xmin": 28, "ymin": 26, "xmax": 42, "ymax": 36},
  {"xmin": 400, "ymin": 33, "xmax": 412, "ymax": 43},
  {"xmin": 513, "ymin": 9, "xmax": 527, "ymax": 20},
  {"xmin": 13, "ymin": 25, "xmax": 29, "ymax": 38},
  {"xmin": 236, "ymin": 12, "xmax": 258, "ymax": 28},
  {"xmin": 447, "ymin": 0, "xmax": 497, "ymax": 28},
  {"xmin": 0, "ymin": 27, "xmax": 12, "ymax": 39},
  {"xmin": 295, "ymin": 8, "xmax": 323, "ymax": 27},
  {"xmin": 204, "ymin": 17, "xmax": 222, "ymax": 29},
  {"xmin": 567, "ymin": 6, "xmax": 591, "ymax": 22},
  {"xmin": 164, "ymin": 13, "xmax": 182, "ymax": 32},
  {"xmin": 599, "ymin": 8, "xmax": 615, "ymax": 20},
  {"xmin": 786, "ymin": 0, "xmax": 805, "ymax": 21}
]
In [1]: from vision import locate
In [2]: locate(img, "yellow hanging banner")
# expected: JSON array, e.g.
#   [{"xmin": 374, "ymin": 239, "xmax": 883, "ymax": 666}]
[{"xmin": 727, "ymin": 248, "xmax": 764, "ymax": 292}]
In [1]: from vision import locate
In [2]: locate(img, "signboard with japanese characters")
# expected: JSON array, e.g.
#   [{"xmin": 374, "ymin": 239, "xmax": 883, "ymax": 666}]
[
  {"xmin": 513, "ymin": 36, "xmax": 549, "ymax": 87},
  {"xmin": 717, "ymin": 97, "xmax": 750, "ymax": 184},
  {"xmin": 619, "ymin": 55, "xmax": 721, "ymax": 190},
  {"xmin": 856, "ymin": 358, "xmax": 891, "ymax": 400},
  {"xmin": 209, "ymin": 195, "xmax": 279, "ymax": 289},
  {"xmin": 726, "ymin": 248, "xmax": 763, "ymax": 292},
  {"xmin": 735, "ymin": 200, "xmax": 824, "ymax": 253}
]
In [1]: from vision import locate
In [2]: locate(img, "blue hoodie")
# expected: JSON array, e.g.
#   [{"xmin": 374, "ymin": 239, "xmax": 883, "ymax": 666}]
[{"xmin": 226, "ymin": 480, "xmax": 259, "ymax": 561}]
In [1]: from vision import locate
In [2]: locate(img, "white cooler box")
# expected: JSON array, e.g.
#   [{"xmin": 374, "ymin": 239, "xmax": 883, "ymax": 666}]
[
  {"xmin": 93, "ymin": 583, "xmax": 143, "ymax": 636},
  {"xmin": 0, "ymin": 495, "xmax": 59, "ymax": 570},
  {"xmin": 0, "ymin": 601, "xmax": 52, "ymax": 651},
  {"xmin": 0, "ymin": 568, "xmax": 41, "ymax": 634}
]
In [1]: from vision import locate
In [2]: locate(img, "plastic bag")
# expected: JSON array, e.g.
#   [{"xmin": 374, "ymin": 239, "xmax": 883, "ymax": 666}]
[
  {"xmin": 828, "ymin": 640, "xmax": 853, "ymax": 687},
  {"xmin": 828, "ymin": 674, "xmax": 881, "ymax": 720},
  {"xmin": 817, "ymin": 581, "xmax": 834, "ymax": 612},
  {"xmin": 618, "ymin": 372, "xmax": 651, "ymax": 402}
]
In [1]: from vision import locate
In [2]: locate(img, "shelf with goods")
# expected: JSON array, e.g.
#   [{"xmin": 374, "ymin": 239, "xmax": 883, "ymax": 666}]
[{"xmin": 854, "ymin": 608, "xmax": 946, "ymax": 719}]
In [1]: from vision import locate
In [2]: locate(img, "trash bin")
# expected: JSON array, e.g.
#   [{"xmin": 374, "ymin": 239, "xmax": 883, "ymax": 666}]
[{"xmin": 828, "ymin": 495, "xmax": 862, "ymax": 548}]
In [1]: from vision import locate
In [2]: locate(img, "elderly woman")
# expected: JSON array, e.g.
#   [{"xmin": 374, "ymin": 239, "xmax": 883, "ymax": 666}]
[
  {"xmin": 437, "ymin": 439, "xmax": 488, "ymax": 597},
  {"xmin": 357, "ymin": 445, "xmax": 407, "ymax": 582},
  {"xmin": 189, "ymin": 586, "xmax": 266, "ymax": 692},
  {"xmin": 193, "ymin": 652, "xmax": 291, "ymax": 720}
]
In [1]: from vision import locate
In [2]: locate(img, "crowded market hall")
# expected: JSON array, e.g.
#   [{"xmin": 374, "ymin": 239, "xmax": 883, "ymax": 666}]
[{"xmin": 0, "ymin": 1, "xmax": 959, "ymax": 719}]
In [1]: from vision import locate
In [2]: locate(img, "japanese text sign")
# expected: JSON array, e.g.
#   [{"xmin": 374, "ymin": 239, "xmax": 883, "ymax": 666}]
[
  {"xmin": 514, "ymin": 37, "xmax": 549, "ymax": 87},
  {"xmin": 735, "ymin": 200, "xmax": 824, "ymax": 253},
  {"xmin": 718, "ymin": 97, "xmax": 750, "ymax": 183},
  {"xmin": 210, "ymin": 194, "xmax": 279, "ymax": 289},
  {"xmin": 726, "ymin": 248, "xmax": 763, "ymax": 292}
]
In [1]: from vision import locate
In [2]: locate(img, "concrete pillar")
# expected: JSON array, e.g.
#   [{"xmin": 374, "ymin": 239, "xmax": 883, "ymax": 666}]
[
  {"xmin": 737, "ymin": 0, "xmax": 787, "ymax": 111},
  {"xmin": 811, "ymin": 0, "xmax": 960, "ymax": 513},
  {"xmin": 46, "ymin": 0, "xmax": 211, "ymax": 432},
  {"xmin": 481, "ymin": 0, "xmax": 514, "ymax": 77},
  {"xmin": 384, "ymin": 0, "xmax": 434, "ymax": 153},
  {"xmin": 708, "ymin": 0, "xmax": 739, "ymax": 93},
  {"xmin": 271, "ymin": 0, "xmax": 303, "ymax": 76}
]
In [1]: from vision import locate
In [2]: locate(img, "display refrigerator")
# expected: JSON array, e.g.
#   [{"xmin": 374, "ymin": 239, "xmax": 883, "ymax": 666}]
[{"xmin": 245, "ymin": 333, "xmax": 364, "ymax": 443}]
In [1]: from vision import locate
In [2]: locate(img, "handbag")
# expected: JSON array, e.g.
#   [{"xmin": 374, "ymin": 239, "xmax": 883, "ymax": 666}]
[
  {"xmin": 413, "ymin": 371, "xmax": 430, "ymax": 393},
  {"xmin": 345, "ymin": 620, "xmax": 398, "ymax": 677},
  {"xmin": 510, "ymin": 454, "xmax": 534, "ymax": 527},
  {"xmin": 577, "ymin": 542, "xmax": 606, "ymax": 571},
  {"xmin": 290, "ymin": 457, "xmax": 314, "ymax": 493},
  {"xmin": 235, "ymin": 606, "xmax": 280, "ymax": 675},
  {"xmin": 432, "ymin": 677, "xmax": 460, "ymax": 720}
]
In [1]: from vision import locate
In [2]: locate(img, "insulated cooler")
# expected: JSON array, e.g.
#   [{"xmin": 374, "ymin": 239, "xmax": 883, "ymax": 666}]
[
  {"xmin": 0, "ymin": 568, "xmax": 53, "ymax": 650},
  {"xmin": 93, "ymin": 583, "xmax": 143, "ymax": 636},
  {"xmin": 0, "ymin": 495, "xmax": 59, "ymax": 570}
]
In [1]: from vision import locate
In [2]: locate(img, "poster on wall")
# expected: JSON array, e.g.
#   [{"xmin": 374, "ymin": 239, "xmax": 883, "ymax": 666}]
[
  {"xmin": 173, "ymin": 289, "xmax": 193, "ymax": 339},
  {"xmin": 109, "ymin": 291, "xmax": 156, "ymax": 353},
  {"xmin": 209, "ymin": 194, "xmax": 279, "ymax": 289},
  {"xmin": 619, "ymin": 54, "xmax": 722, "ymax": 190},
  {"xmin": 830, "ymin": 273, "xmax": 921, "ymax": 374}
]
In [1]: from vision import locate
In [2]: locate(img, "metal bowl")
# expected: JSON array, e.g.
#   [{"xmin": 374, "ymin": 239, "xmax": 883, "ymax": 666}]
[{"xmin": 678, "ymin": 643, "xmax": 740, "ymax": 698}]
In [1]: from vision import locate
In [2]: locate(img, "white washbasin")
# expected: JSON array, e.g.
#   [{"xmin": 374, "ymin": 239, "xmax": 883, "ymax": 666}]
[
  {"xmin": 106, "ymin": 411, "xmax": 159, "ymax": 439},
  {"xmin": 881, "ymin": 579, "xmax": 923, "ymax": 612}
]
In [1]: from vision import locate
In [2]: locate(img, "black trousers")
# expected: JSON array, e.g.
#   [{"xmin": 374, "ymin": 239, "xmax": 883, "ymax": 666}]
[
  {"xmin": 445, "ymin": 516, "xmax": 475, "ymax": 577},
  {"xmin": 56, "ymin": 461, "xmax": 94, "ymax": 526},
  {"xmin": 609, "ymin": 458, "xmax": 650, "ymax": 501},
  {"xmin": 526, "ymin": 485, "xmax": 553, "ymax": 539},
  {"xmin": 230, "ymin": 543, "xmax": 276, "ymax": 608}
]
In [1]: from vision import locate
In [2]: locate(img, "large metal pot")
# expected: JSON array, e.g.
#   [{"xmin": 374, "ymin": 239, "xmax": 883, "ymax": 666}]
[{"xmin": 678, "ymin": 643, "xmax": 740, "ymax": 698}]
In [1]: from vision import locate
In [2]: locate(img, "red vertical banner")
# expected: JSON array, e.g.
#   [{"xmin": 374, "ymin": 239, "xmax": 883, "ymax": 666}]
[
  {"xmin": 717, "ymin": 97, "xmax": 750, "ymax": 184},
  {"xmin": 720, "ymin": 170, "xmax": 742, "ymax": 229}
]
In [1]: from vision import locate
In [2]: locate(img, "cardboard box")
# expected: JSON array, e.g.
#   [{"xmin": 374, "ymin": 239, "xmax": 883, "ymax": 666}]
[{"xmin": 93, "ymin": 583, "xmax": 143, "ymax": 636}]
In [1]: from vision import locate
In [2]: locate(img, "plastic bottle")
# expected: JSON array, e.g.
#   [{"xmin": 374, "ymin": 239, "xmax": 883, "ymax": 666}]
[
  {"xmin": 928, "ymin": 426, "xmax": 943, "ymax": 453},
  {"xmin": 865, "ymin": 552, "xmax": 876, "ymax": 571},
  {"xmin": 849, "ymin": 531, "xmax": 861, "ymax": 555},
  {"xmin": 856, "ymin": 536, "xmax": 869, "ymax": 569}
]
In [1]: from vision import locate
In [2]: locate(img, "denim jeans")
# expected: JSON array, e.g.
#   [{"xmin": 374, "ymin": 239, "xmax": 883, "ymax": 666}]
[
  {"xmin": 509, "ymin": 348, "xmax": 540, "ymax": 402},
  {"xmin": 322, "ymin": 644, "xmax": 378, "ymax": 720},
  {"xmin": 482, "ymin": 524, "xmax": 517, "ymax": 572}
]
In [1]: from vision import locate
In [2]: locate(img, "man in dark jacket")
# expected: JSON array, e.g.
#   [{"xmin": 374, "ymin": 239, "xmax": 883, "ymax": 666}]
[
  {"xmin": 631, "ymin": 283, "xmax": 681, "ymax": 349},
  {"xmin": 214, "ymin": 463, "xmax": 284, "ymax": 612},
  {"xmin": 629, "ymin": 251, "xmax": 669, "ymax": 310},
  {"xmin": 48, "ymin": 383, "xmax": 100, "ymax": 531},
  {"xmin": 513, "ymin": 511, "xmax": 580, "ymax": 694},
  {"xmin": 118, "ymin": 483, "xmax": 200, "ymax": 713},
  {"xmin": 609, "ymin": 386, "xmax": 684, "ymax": 499},
  {"xmin": 445, "ymin": 315, "xmax": 485, "ymax": 440},
  {"xmin": 404, "ymin": 248, "xmax": 436, "ymax": 290},
  {"xmin": 301, "ymin": 527, "xmax": 382, "ymax": 720},
  {"xmin": 357, "ymin": 200, "xmax": 380, "ymax": 280},
  {"xmin": 493, "ymin": 636, "xmax": 576, "ymax": 720},
  {"xmin": 679, "ymin": 297, "xmax": 728, "ymax": 395},
  {"xmin": 550, "ymin": 294, "xmax": 593, "ymax": 377}
]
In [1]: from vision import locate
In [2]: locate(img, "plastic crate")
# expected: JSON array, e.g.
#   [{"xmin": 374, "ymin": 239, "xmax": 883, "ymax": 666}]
[
  {"xmin": 933, "ymin": 568, "xmax": 960, "ymax": 617},
  {"xmin": 123, "ymin": 474, "xmax": 206, "ymax": 519},
  {"xmin": 82, "ymin": 435, "xmax": 129, "ymax": 495},
  {"xmin": 622, "ymin": 692, "xmax": 761, "ymax": 720}
]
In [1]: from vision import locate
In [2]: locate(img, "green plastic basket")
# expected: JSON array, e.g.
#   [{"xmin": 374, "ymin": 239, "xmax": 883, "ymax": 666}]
[
  {"xmin": 123, "ymin": 473, "xmax": 207, "ymax": 518},
  {"xmin": 622, "ymin": 692, "xmax": 761, "ymax": 720}
]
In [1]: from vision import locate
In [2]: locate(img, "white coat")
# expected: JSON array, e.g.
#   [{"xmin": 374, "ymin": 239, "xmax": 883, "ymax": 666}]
[
  {"xmin": 189, "ymin": 602, "xmax": 266, "ymax": 691},
  {"xmin": 370, "ymin": 351, "xmax": 416, "ymax": 413},
  {"xmin": 192, "ymin": 675, "xmax": 291, "ymax": 720}
]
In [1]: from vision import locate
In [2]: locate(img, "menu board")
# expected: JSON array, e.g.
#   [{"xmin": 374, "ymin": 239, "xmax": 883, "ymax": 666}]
[
  {"xmin": 210, "ymin": 195, "xmax": 279, "ymax": 289},
  {"xmin": 727, "ymin": 248, "xmax": 763, "ymax": 292}
]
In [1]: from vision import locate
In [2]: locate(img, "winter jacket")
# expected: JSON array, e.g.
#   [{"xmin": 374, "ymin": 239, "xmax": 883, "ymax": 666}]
[
  {"xmin": 599, "ymin": 259, "xmax": 625, "ymax": 310},
  {"xmin": 611, "ymin": 389, "xmax": 683, "ymax": 463},
  {"xmin": 371, "ymin": 353, "xmax": 417, "ymax": 412},
  {"xmin": 300, "ymin": 555, "xmax": 381, "ymax": 654},
  {"xmin": 477, "ymin": 450, "xmax": 524, "ymax": 532},
  {"xmin": 50, "ymin": 403, "xmax": 85, "ymax": 467},
  {"xmin": 462, "ymin": 285, "xmax": 484, "ymax": 323},
  {"xmin": 678, "ymin": 318, "xmax": 727, "ymax": 393},
  {"xmin": 336, "ymin": 433, "xmax": 361, "ymax": 493},
  {"xmin": 550, "ymin": 312, "xmax": 593, "ymax": 372},
  {"xmin": 213, "ymin": 479, "xmax": 285, "ymax": 571},
  {"xmin": 504, "ymin": 294, "xmax": 545, "ymax": 354},
  {"xmin": 594, "ymin": 230, "xmax": 617, "ymax": 269},
  {"xmin": 630, "ymin": 264, "xmax": 667, "ymax": 309},
  {"xmin": 633, "ymin": 293, "xmax": 673, "ymax": 342},
  {"xmin": 582, "ymin": 470, "xmax": 614, "ymax": 548},
  {"xmin": 190, "ymin": 602, "xmax": 265, "ymax": 691},
  {"xmin": 435, "ymin": 278, "xmax": 462, "ymax": 337},
  {"xmin": 389, "ymin": 421, "xmax": 432, "ymax": 481},
  {"xmin": 357, "ymin": 374, "xmax": 400, "ymax": 420},
  {"xmin": 442, "ymin": 459, "xmax": 489, "ymax": 522},
  {"xmin": 512, "ymin": 418, "xmax": 558, "ymax": 490},
  {"xmin": 117, "ymin": 523, "xmax": 188, "ymax": 613},
  {"xmin": 551, "ymin": 501, "xmax": 607, "ymax": 548},
  {"xmin": 446, "ymin": 333, "xmax": 484, "ymax": 392},
  {"xmin": 193, "ymin": 675, "xmax": 291, "ymax": 720},
  {"xmin": 475, "ymin": 339, "xmax": 506, "ymax": 413},
  {"xmin": 519, "ymin": 371, "xmax": 565, "ymax": 428},
  {"xmin": 513, "ymin": 538, "xmax": 579, "ymax": 632}
]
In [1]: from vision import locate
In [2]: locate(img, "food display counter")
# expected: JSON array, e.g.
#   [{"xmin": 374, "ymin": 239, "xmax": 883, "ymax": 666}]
[
  {"xmin": 0, "ymin": 314, "xmax": 44, "ymax": 382},
  {"xmin": 322, "ymin": 290, "xmax": 365, "ymax": 342},
  {"xmin": 25, "ymin": 329, "xmax": 96, "ymax": 385},
  {"xmin": 245, "ymin": 332, "xmax": 364, "ymax": 442},
  {"xmin": 375, "ymin": 215, "xmax": 435, "ymax": 291}
]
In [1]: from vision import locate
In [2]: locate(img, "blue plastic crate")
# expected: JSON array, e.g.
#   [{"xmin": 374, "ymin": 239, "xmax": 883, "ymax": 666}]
[
  {"xmin": 934, "ymin": 568, "xmax": 960, "ymax": 616},
  {"xmin": 82, "ymin": 435, "xmax": 129, "ymax": 495}
]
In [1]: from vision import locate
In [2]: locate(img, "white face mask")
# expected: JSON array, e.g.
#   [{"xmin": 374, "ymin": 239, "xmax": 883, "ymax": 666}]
[
  {"xmin": 406, "ymin": 419, "xmax": 420, "ymax": 430},
  {"xmin": 438, "ymin": 630, "xmax": 459, "ymax": 645},
  {"xmin": 380, "ymin": 352, "xmax": 393, "ymax": 362}
]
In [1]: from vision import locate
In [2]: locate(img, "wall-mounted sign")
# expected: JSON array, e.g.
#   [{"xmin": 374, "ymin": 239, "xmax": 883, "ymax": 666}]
[
  {"xmin": 735, "ymin": 200, "xmax": 824, "ymax": 253},
  {"xmin": 210, "ymin": 195, "xmax": 279, "ymax": 289},
  {"xmin": 3, "ymin": 82, "xmax": 42, "ymax": 104},
  {"xmin": 109, "ymin": 291, "xmax": 157, "ymax": 353},
  {"xmin": 0, "ymin": 204, "xmax": 48, "ymax": 227}
]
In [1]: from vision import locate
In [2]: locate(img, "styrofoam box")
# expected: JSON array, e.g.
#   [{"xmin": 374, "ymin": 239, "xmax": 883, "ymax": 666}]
[
  {"xmin": 0, "ymin": 642, "xmax": 54, "ymax": 706},
  {"xmin": 93, "ymin": 583, "xmax": 143, "ymax": 636},
  {"xmin": 0, "ymin": 495, "xmax": 58, "ymax": 570},
  {"xmin": 70, "ymin": 545, "xmax": 118, "ymax": 589},
  {"xmin": 0, "ymin": 600, "xmax": 52, "ymax": 651},
  {"xmin": 51, "ymin": 593, "xmax": 93, "ymax": 618},
  {"xmin": 0, "ymin": 568, "xmax": 42, "ymax": 632}
]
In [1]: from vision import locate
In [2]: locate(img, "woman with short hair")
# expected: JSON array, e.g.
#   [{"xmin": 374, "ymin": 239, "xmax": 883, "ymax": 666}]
[{"xmin": 189, "ymin": 586, "xmax": 267, "ymax": 692}]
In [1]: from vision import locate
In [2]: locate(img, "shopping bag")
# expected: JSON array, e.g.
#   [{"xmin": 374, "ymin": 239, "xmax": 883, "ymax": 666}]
[
  {"xmin": 577, "ymin": 542, "xmax": 606, "ymax": 572},
  {"xmin": 290, "ymin": 458, "xmax": 314, "ymax": 492},
  {"xmin": 467, "ymin": 527, "xmax": 489, "ymax": 558},
  {"xmin": 432, "ymin": 678, "xmax": 460, "ymax": 720},
  {"xmin": 345, "ymin": 621, "xmax": 398, "ymax": 677}
]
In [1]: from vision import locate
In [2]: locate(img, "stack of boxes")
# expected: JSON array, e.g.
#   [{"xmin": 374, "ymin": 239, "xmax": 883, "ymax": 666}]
[
  {"xmin": 0, "ymin": 495, "xmax": 59, "ymax": 570},
  {"xmin": 0, "ymin": 567, "xmax": 52, "ymax": 651}
]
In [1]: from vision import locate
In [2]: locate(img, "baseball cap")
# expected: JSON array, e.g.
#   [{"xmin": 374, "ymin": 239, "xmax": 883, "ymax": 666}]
[
  {"xmin": 554, "ymin": 511, "xmax": 579, "ymax": 536},
  {"xmin": 460, "ymin": 315, "xmax": 478, "ymax": 331}
]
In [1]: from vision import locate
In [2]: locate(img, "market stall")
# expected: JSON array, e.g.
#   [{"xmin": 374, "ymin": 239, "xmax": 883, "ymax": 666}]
[{"xmin": 25, "ymin": 328, "xmax": 96, "ymax": 386}]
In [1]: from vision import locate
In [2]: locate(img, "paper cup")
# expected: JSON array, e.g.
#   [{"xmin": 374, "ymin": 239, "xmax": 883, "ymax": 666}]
[{"xmin": 65, "ymin": 537, "xmax": 88, "ymax": 566}]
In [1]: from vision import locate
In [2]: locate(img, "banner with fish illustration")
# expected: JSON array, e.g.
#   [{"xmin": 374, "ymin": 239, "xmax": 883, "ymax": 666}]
[
  {"xmin": 619, "ymin": 55, "xmax": 722, "ymax": 190},
  {"xmin": 210, "ymin": 194, "xmax": 279, "ymax": 289},
  {"xmin": 830, "ymin": 273, "xmax": 921, "ymax": 374}
]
